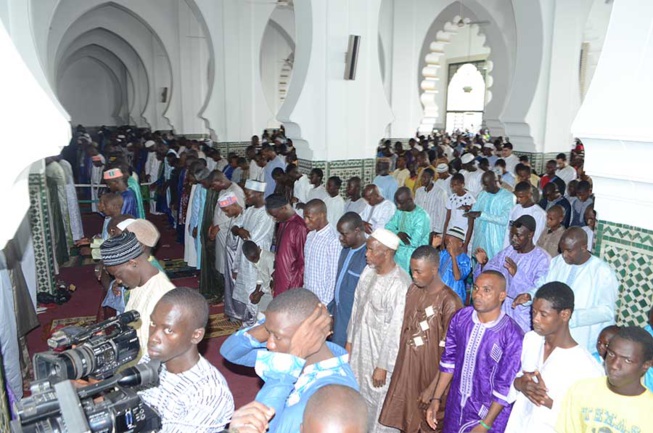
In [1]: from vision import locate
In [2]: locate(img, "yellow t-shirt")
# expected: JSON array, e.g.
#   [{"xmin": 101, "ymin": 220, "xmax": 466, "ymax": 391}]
[{"xmin": 556, "ymin": 376, "xmax": 653, "ymax": 433}]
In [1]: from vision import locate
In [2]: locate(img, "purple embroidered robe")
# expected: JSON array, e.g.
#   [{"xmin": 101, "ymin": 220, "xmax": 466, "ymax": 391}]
[{"xmin": 439, "ymin": 307, "xmax": 523, "ymax": 433}]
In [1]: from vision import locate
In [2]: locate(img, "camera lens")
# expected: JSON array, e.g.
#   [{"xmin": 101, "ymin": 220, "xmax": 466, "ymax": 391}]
[{"xmin": 61, "ymin": 345, "xmax": 96, "ymax": 379}]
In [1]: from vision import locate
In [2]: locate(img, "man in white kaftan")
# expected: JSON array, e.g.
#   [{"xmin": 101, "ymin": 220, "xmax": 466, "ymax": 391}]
[
  {"xmin": 59, "ymin": 158, "xmax": 84, "ymax": 242},
  {"xmin": 505, "ymin": 282, "xmax": 604, "ymax": 433},
  {"xmin": 144, "ymin": 144, "xmax": 162, "ymax": 215},
  {"xmin": 210, "ymin": 173, "xmax": 245, "ymax": 276},
  {"xmin": 347, "ymin": 229, "xmax": 411, "ymax": 433},
  {"xmin": 515, "ymin": 227, "xmax": 619, "ymax": 353},
  {"xmin": 232, "ymin": 180, "xmax": 274, "ymax": 324},
  {"xmin": 360, "ymin": 185, "xmax": 396, "ymax": 234},
  {"xmin": 90, "ymin": 154, "xmax": 106, "ymax": 213}
]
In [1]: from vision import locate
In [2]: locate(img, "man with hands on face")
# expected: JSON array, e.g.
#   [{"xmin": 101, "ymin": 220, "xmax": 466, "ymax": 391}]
[
  {"xmin": 474, "ymin": 215, "xmax": 551, "ymax": 333},
  {"xmin": 220, "ymin": 288, "xmax": 358, "ymax": 433},
  {"xmin": 504, "ymin": 282, "xmax": 603, "ymax": 433}
]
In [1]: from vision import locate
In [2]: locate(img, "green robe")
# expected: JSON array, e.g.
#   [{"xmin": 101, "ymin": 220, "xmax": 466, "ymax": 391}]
[
  {"xmin": 199, "ymin": 189, "xmax": 223, "ymax": 300},
  {"xmin": 385, "ymin": 205, "xmax": 431, "ymax": 273},
  {"xmin": 127, "ymin": 176, "xmax": 146, "ymax": 219}
]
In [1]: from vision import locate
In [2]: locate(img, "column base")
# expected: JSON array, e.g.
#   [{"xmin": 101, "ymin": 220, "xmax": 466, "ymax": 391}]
[{"xmin": 596, "ymin": 220, "xmax": 653, "ymax": 327}]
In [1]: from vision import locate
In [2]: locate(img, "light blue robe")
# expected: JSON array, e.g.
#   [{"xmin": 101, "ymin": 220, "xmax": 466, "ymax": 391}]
[
  {"xmin": 471, "ymin": 188, "xmax": 515, "ymax": 260},
  {"xmin": 188, "ymin": 186, "xmax": 206, "ymax": 269}
]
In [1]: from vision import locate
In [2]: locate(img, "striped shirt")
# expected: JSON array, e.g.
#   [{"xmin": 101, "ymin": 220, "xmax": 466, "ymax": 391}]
[
  {"xmin": 415, "ymin": 184, "xmax": 448, "ymax": 233},
  {"xmin": 304, "ymin": 224, "xmax": 342, "ymax": 304},
  {"xmin": 138, "ymin": 355, "xmax": 234, "ymax": 432}
]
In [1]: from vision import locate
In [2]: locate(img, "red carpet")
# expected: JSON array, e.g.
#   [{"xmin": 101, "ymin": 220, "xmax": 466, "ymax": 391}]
[{"xmin": 26, "ymin": 211, "xmax": 262, "ymax": 408}]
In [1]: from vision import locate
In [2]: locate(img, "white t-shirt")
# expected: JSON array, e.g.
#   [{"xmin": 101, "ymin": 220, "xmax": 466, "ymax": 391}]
[{"xmin": 445, "ymin": 191, "xmax": 476, "ymax": 233}]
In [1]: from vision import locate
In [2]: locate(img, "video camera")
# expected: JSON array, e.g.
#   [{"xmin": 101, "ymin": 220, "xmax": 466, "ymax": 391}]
[
  {"xmin": 35, "ymin": 311, "xmax": 141, "ymax": 382},
  {"xmin": 11, "ymin": 360, "xmax": 162, "ymax": 433}
]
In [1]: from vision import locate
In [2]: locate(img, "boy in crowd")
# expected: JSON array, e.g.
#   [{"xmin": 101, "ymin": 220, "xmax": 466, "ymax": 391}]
[
  {"xmin": 241, "ymin": 240, "xmax": 274, "ymax": 324},
  {"xmin": 556, "ymin": 327, "xmax": 653, "ymax": 432},
  {"xmin": 536, "ymin": 205, "xmax": 566, "ymax": 257}
]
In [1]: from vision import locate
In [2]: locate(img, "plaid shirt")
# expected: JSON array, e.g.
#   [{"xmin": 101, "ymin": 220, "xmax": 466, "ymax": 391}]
[{"xmin": 304, "ymin": 224, "xmax": 341, "ymax": 304}]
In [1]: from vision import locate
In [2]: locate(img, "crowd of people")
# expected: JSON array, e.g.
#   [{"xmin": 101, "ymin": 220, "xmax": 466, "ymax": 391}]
[{"xmin": 46, "ymin": 125, "xmax": 652, "ymax": 433}]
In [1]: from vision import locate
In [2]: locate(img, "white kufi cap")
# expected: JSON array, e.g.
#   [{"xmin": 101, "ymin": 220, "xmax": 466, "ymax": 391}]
[{"xmin": 370, "ymin": 228, "xmax": 400, "ymax": 251}]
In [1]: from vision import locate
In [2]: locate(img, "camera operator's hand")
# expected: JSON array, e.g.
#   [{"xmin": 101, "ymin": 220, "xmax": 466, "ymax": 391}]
[
  {"xmin": 288, "ymin": 304, "xmax": 332, "ymax": 359},
  {"xmin": 228, "ymin": 401, "xmax": 275, "ymax": 433}
]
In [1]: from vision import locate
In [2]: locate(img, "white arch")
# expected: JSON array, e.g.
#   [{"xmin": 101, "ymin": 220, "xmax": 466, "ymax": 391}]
[
  {"xmin": 57, "ymin": 45, "xmax": 132, "ymax": 125},
  {"xmin": 58, "ymin": 28, "xmax": 150, "ymax": 126},
  {"xmin": 418, "ymin": 14, "xmax": 492, "ymax": 134}
]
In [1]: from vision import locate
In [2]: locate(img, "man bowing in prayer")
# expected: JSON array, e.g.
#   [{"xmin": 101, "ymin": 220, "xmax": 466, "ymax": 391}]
[
  {"xmin": 385, "ymin": 187, "xmax": 431, "ymax": 272},
  {"xmin": 379, "ymin": 246, "xmax": 463, "ymax": 433},
  {"xmin": 232, "ymin": 180, "xmax": 275, "ymax": 324},
  {"xmin": 265, "ymin": 193, "xmax": 307, "ymax": 296},
  {"xmin": 104, "ymin": 168, "xmax": 138, "ymax": 218},
  {"xmin": 346, "ymin": 229, "xmax": 412, "ymax": 433}
]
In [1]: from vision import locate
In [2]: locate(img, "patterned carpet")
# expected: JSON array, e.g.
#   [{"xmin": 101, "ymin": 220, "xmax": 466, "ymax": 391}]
[{"xmin": 46, "ymin": 313, "xmax": 241, "ymax": 341}]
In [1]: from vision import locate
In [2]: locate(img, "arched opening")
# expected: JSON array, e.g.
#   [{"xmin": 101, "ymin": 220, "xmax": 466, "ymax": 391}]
[
  {"xmin": 445, "ymin": 62, "xmax": 487, "ymax": 133},
  {"xmin": 419, "ymin": 15, "xmax": 491, "ymax": 135},
  {"xmin": 260, "ymin": 7, "xmax": 296, "ymax": 127}
]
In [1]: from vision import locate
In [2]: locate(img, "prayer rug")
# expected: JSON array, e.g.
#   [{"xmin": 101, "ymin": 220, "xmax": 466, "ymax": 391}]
[
  {"xmin": 205, "ymin": 313, "xmax": 242, "ymax": 339},
  {"xmin": 162, "ymin": 258, "xmax": 198, "ymax": 280},
  {"xmin": 44, "ymin": 313, "xmax": 239, "ymax": 341},
  {"xmin": 45, "ymin": 315, "xmax": 97, "ymax": 341}
]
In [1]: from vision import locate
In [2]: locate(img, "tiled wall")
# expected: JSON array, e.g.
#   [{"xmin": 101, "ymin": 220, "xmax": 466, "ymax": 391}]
[
  {"xmin": 513, "ymin": 151, "xmax": 561, "ymax": 175},
  {"xmin": 28, "ymin": 173, "xmax": 56, "ymax": 294},
  {"xmin": 298, "ymin": 158, "xmax": 377, "ymax": 185},
  {"xmin": 215, "ymin": 141, "xmax": 250, "ymax": 157},
  {"xmin": 596, "ymin": 220, "xmax": 653, "ymax": 327}
]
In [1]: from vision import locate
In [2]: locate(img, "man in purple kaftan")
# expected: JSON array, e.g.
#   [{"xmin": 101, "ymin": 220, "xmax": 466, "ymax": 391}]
[
  {"xmin": 473, "ymin": 215, "xmax": 551, "ymax": 332},
  {"xmin": 426, "ymin": 271, "xmax": 523, "ymax": 433}
]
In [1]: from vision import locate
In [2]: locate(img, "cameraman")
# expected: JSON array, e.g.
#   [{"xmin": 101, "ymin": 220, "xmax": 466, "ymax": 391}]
[
  {"xmin": 139, "ymin": 287, "xmax": 234, "ymax": 432},
  {"xmin": 100, "ymin": 231, "xmax": 175, "ymax": 360}
]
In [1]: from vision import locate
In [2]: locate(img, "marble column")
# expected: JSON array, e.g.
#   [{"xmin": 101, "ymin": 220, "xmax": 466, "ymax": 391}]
[
  {"xmin": 573, "ymin": 0, "xmax": 653, "ymax": 327},
  {"xmin": 278, "ymin": 0, "xmax": 392, "ymax": 182}
]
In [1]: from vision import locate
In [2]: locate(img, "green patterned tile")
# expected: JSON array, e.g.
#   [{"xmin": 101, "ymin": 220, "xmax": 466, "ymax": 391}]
[{"xmin": 598, "ymin": 220, "xmax": 653, "ymax": 327}]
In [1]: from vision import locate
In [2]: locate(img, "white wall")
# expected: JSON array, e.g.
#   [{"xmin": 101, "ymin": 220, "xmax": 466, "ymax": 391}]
[
  {"xmin": 260, "ymin": 21, "xmax": 294, "ymax": 125},
  {"xmin": 58, "ymin": 57, "xmax": 120, "ymax": 126}
]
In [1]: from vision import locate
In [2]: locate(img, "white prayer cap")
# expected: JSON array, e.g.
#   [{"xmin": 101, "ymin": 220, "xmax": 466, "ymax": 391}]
[
  {"xmin": 116, "ymin": 218, "xmax": 136, "ymax": 231},
  {"xmin": 144, "ymin": 140, "xmax": 156, "ymax": 148},
  {"xmin": 370, "ymin": 228, "xmax": 400, "ymax": 251},
  {"xmin": 118, "ymin": 134, "xmax": 126, "ymax": 139},
  {"xmin": 483, "ymin": 142, "xmax": 495, "ymax": 149},
  {"xmin": 436, "ymin": 163, "xmax": 449, "ymax": 173},
  {"xmin": 218, "ymin": 192, "xmax": 239, "ymax": 208},
  {"xmin": 461, "ymin": 153, "xmax": 475, "ymax": 164},
  {"xmin": 245, "ymin": 179, "xmax": 266, "ymax": 192},
  {"xmin": 472, "ymin": 143, "xmax": 482, "ymax": 149}
]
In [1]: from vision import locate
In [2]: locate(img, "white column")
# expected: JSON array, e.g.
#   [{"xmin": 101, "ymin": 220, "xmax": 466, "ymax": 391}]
[
  {"xmin": 278, "ymin": 0, "xmax": 393, "ymax": 161},
  {"xmin": 195, "ymin": 0, "xmax": 275, "ymax": 141},
  {"xmin": 573, "ymin": 0, "xmax": 653, "ymax": 230}
]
